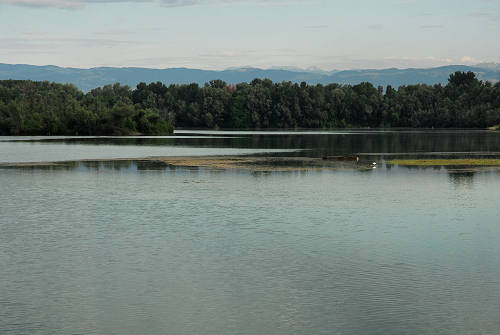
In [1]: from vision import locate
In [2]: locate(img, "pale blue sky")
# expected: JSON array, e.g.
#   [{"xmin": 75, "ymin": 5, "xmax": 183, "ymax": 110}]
[{"xmin": 0, "ymin": 0, "xmax": 498, "ymax": 69}]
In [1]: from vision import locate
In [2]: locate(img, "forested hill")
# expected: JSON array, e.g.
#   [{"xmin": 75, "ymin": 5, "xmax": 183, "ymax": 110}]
[
  {"xmin": 1, "ymin": 62, "xmax": 499, "ymax": 92},
  {"xmin": 0, "ymin": 71, "xmax": 499, "ymax": 136}
]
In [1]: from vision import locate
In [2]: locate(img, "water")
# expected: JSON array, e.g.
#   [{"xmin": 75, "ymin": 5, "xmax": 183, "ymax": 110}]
[
  {"xmin": 2, "ymin": 129, "xmax": 500, "ymax": 163},
  {"xmin": 1, "ymin": 130, "xmax": 500, "ymax": 334},
  {"xmin": 0, "ymin": 135, "xmax": 293, "ymax": 163}
]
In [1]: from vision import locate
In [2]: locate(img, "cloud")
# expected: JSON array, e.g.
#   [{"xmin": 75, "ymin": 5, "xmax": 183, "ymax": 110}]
[
  {"xmin": 419, "ymin": 24, "xmax": 444, "ymax": 29},
  {"xmin": 160, "ymin": 0, "xmax": 199, "ymax": 7},
  {"xmin": 470, "ymin": 11, "xmax": 500, "ymax": 23},
  {"xmin": 0, "ymin": 0, "xmax": 83, "ymax": 8},
  {"xmin": 0, "ymin": 35, "xmax": 134, "ymax": 50},
  {"xmin": 382, "ymin": 55, "xmax": 455, "ymax": 66},
  {"xmin": 304, "ymin": 24, "xmax": 329, "ymax": 29},
  {"xmin": 0, "ymin": 0, "xmax": 153, "ymax": 9},
  {"xmin": 460, "ymin": 56, "xmax": 478, "ymax": 63},
  {"xmin": 0, "ymin": 0, "xmax": 309, "ymax": 9},
  {"xmin": 368, "ymin": 24, "xmax": 384, "ymax": 30}
]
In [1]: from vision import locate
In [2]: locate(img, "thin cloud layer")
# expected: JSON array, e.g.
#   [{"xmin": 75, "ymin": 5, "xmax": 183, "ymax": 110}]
[
  {"xmin": 0, "ymin": 0, "xmax": 304, "ymax": 9},
  {"xmin": 1, "ymin": 0, "xmax": 497, "ymax": 69}
]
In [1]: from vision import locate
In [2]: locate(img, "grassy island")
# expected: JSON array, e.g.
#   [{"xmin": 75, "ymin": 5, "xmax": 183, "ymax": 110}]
[{"xmin": 387, "ymin": 159, "xmax": 500, "ymax": 166}]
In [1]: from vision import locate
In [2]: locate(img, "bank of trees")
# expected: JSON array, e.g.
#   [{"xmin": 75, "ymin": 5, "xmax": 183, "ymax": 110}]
[
  {"xmin": 0, "ymin": 71, "xmax": 499, "ymax": 135},
  {"xmin": 0, "ymin": 81, "xmax": 173, "ymax": 135}
]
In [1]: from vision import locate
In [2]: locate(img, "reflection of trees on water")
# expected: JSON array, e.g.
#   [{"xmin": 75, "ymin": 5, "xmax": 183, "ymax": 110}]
[
  {"xmin": 80, "ymin": 160, "xmax": 134, "ymax": 171},
  {"xmin": 20, "ymin": 132, "xmax": 500, "ymax": 158},
  {"xmin": 247, "ymin": 132, "xmax": 500, "ymax": 157},
  {"xmin": 276, "ymin": 132, "xmax": 500, "ymax": 156},
  {"xmin": 448, "ymin": 172, "xmax": 475, "ymax": 187},
  {"xmin": 1, "ymin": 160, "xmax": 168, "ymax": 172},
  {"xmin": 80, "ymin": 160, "xmax": 185, "ymax": 171},
  {"xmin": 390, "ymin": 166, "xmax": 500, "ymax": 186},
  {"xmin": 0, "ymin": 161, "xmax": 80, "ymax": 171}
]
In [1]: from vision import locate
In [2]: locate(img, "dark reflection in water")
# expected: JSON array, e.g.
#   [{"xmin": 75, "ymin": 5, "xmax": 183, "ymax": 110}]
[
  {"xmin": 448, "ymin": 172, "xmax": 476, "ymax": 186},
  {"xmin": 6, "ymin": 130, "xmax": 500, "ymax": 157},
  {"xmin": 79, "ymin": 160, "xmax": 168, "ymax": 171},
  {"xmin": 3, "ymin": 131, "xmax": 500, "ymax": 166}
]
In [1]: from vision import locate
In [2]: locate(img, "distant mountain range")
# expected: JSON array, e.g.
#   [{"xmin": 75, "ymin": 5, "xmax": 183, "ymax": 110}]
[{"xmin": 1, "ymin": 62, "xmax": 499, "ymax": 92}]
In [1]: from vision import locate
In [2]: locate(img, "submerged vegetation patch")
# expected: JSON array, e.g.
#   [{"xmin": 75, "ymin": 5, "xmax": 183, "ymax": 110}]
[
  {"xmin": 5, "ymin": 156, "xmax": 500, "ymax": 172},
  {"xmin": 0, "ymin": 156, "xmax": 371, "ymax": 172},
  {"xmin": 155, "ymin": 156, "xmax": 368, "ymax": 172},
  {"xmin": 387, "ymin": 159, "xmax": 500, "ymax": 166}
]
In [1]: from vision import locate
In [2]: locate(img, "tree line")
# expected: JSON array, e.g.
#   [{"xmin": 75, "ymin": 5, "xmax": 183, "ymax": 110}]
[
  {"xmin": 1, "ymin": 71, "xmax": 499, "ymax": 135},
  {"xmin": 0, "ymin": 81, "xmax": 173, "ymax": 135}
]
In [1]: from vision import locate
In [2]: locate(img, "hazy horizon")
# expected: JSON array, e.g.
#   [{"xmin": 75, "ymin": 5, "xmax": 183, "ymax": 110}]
[{"xmin": 1, "ymin": 61, "xmax": 499, "ymax": 72}]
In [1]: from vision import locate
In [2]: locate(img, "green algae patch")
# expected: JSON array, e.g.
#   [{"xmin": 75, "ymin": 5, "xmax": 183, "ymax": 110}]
[{"xmin": 387, "ymin": 159, "xmax": 500, "ymax": 166}]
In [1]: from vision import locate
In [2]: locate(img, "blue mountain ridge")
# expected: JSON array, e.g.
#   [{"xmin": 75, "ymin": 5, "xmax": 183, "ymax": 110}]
[{"xmin": 0, "ymin": 63, "xmax": 499, "ymax": 92}]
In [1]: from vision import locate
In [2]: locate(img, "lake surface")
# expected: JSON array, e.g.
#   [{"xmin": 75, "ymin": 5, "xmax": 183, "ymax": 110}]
[
  {"xmin": 1, "ymin": 130, "xmax": 500, "ymax": 335},
  {"xmin": 2, "ymin": 129, "xmax": 500, "ymax": 163}
]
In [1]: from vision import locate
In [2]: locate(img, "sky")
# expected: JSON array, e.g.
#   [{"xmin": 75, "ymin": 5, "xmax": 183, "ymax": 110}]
[{"xmin": 0, "ymin": 0, "xmax": 499, "ymax": 70}]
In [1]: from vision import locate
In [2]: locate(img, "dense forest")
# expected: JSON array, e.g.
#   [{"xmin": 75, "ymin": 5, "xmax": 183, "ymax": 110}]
[{"xmin": 0, "ymin": 71, "xmax": 499, "ymax": 135}]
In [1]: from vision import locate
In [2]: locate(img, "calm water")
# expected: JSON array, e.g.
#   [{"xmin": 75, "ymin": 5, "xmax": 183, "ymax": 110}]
[
  {"xmin": 2, "ymin": 129, "xmax": 500, "ymax": 163},
  {"xmin": 1, "ymin": 130, "xmax": 500, "ymax": 334}
]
